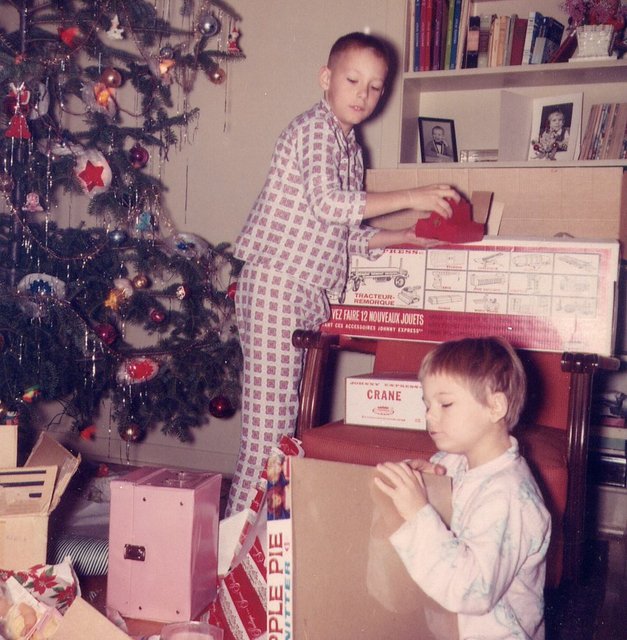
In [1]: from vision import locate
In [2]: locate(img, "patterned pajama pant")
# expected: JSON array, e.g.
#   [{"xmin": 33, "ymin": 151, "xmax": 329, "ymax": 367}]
[{"xmin": 226, "ymin": 263, "xmax": 330, "ymax": 515}]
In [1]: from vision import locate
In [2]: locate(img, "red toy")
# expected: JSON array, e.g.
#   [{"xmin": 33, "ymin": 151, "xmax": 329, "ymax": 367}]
[{"xmin": 414, "ymin": 196, "xmax": 485, "ymax": 243}]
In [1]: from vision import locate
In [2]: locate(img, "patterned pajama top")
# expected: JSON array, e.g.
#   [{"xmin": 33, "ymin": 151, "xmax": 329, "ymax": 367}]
[{"xmin": 234, "ymin": 99, "xmax": 381, "ymax": 295}]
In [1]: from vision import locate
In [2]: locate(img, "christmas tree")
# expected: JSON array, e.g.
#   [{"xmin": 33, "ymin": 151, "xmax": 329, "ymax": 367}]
[{"xmin": 0, "ymin": 0, "xmax": 244, "ymax": 445}]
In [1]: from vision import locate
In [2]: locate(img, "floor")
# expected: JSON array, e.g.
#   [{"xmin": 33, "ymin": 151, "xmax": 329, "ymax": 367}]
[
  {"xmin": 545, "ymin": 531, "xmax": 627, "ymax": 640},
  {"xmin": 592, "ymin": 532, "xmax": 627, "ymax": 640}
]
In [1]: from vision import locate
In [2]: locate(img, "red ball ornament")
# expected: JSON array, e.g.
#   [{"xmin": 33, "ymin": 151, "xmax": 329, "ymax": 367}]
[
  {"xmin": 150, "ymin": 308, "xmax": 166, "ymax": 324},
  {"xmin": 95, "ymin": 323, "xmax": 117, "ymax": 346},
  {"xmin": 80, "ymin": 425, "xmax": 97, "ymax": 441},
  {"xmin": 209, "ymin": 395, "xmax": 235, "ymax": 419},
  {"xmin": 119, "ymin": 422, "xmax": 145, "ymax": 442},
  {"xmin": 226, "ymin": 281, "xmax": 237, "ymax": 300},
  {"xmin": 129, "ymin": 143, "xmax": 149, "ymax": 169}
]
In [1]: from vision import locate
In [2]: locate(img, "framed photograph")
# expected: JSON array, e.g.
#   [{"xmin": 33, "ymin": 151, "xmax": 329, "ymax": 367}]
[
  {"xmin": 528, "ymin": 94, "xmax": 583, "ymax": 161},
  {"xmin": 418, "ymin": 117, "xmax": 458, "ymax": 163}
]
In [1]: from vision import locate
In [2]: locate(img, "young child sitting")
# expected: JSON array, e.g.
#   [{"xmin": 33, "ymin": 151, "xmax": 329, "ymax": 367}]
[{"xmin": 375, "ymin": 336, "xmax": 551, "ymax": 640}]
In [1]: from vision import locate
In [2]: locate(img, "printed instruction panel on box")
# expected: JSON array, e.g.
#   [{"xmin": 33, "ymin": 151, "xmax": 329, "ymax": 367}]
[{"xmin": 324, "ymin": 238, "xmax": 619, "ymax": 355}]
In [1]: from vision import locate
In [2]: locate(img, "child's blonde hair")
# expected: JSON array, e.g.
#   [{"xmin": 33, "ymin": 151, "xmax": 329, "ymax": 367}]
[{"xmin": 418, "ymin": 336, "xmax": 526, "ymax": 431}]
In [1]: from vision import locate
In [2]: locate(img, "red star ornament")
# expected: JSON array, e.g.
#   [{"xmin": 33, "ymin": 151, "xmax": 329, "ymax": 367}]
[
  {"xmin": 75, "ymin": 150, "xmax": 112, "ymax": 196},
  {"xmin": 78, "ymin": 161, "xmax": 104, "ymax": 191}
]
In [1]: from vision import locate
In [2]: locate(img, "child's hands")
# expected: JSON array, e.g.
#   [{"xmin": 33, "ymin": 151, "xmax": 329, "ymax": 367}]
[
  {"xmin": 398, "ymin": 226, "xmax": 442, "ymax": 248},
  {"xmin": 407, "ymin": 185, "xmax": 460, "ymax": 218},
  {"xmin": 374, "ymin": 461, "xmax": 429, "ymax": 522},
  {"xmin": 405, "ymin": 458, "xmax": 447, "ymax": 475}
]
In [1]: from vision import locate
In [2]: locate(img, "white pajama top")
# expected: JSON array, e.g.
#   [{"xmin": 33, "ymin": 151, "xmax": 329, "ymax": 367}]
[{"xmin": 390, "ymin": 437, "xmax": 551, "ymax": 640}]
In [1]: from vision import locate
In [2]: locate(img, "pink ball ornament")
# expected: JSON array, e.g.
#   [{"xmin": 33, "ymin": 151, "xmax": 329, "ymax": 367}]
[
  {"xmin": 149, "ymin": 308, "xmax": 166, "ymax": 324},
  {"xmin": 129, "ymin": 143, "xmax": 149, "ymax": 169},
  {"xmin": 95, "ymin": 323, "xmax": 118, "ymax": 346},
  {"xmin": 226, "ymin": 282, "xmax": 237, "ymax": 300}
]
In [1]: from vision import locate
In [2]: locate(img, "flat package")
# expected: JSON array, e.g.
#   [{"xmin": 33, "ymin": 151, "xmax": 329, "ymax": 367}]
[
  {"xmin": 324, "ymin": 237, "xmax": 620, "ymax": 355},
  {"xmin": 345, "ymin": 372, "xmax": 426, "ymax": 429}
]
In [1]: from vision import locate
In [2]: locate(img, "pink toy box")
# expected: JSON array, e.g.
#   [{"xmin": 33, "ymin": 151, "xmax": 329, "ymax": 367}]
[{"xmin": 106, "ymin": 467, "xmax": 221, "ymax": 622}]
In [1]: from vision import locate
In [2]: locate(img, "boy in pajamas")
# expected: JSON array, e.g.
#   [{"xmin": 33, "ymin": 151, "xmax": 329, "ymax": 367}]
[
  {"xmin": 228, "ymin": 32, "xmax": 460, "ymax": 515},
  {"xmin": 376, "ymin": 337, "xmax": 551, "ymax": 639}
]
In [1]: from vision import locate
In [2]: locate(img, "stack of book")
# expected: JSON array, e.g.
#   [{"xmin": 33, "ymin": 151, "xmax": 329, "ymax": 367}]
[
  {"xmin": 407, "ymin": 0, "xmax": 566, "ymax": 72},
  {"xmin": 579, "ymin": 103, "xmax": 627, "ymax": 160}
]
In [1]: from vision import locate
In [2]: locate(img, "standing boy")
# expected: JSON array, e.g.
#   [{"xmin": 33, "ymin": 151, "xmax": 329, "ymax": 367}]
[
  {"xmin": 375, "ymin": 337, "xmax": 551, "ymax": 639},
  {"xmin": 229, "ymin": 32, "xmax": 460, "ymax": 515}
]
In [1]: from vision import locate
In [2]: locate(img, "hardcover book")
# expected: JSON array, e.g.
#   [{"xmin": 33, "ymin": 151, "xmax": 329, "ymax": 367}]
[
  {"xmin": 522, "ymin": 11, "xmax": 544, "ymax": 64},
  {"xmin": 464, "ymin": 15, "xmax": 480, "ymax": 68},
  {"xmin": 509, "ymin": 16, "xmax": 529, "ymax": 65}
]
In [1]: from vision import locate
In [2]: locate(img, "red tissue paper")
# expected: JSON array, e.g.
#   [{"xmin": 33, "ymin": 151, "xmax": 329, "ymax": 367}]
[{"xmin": 414, "ymin": 197, "xmax": 485, "ymax": 243}]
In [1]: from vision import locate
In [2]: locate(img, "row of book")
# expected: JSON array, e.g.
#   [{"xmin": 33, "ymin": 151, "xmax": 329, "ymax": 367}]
[
  {"xmin": 579, "ymin": 103, "xmax": 627, "ymax": 160},
  {"xmin": 407, "ymin": 0, "xmax": 567, "ymax": 72}
]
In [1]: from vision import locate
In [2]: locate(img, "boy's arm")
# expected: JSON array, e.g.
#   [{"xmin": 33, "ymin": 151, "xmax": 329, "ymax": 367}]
[
  {"xmin": 368, "ymin": 225, "xmax": 441, "ymax": 249},
  {"xmin": 362, "ymin": 185, "xmax": 460, "ymax": 220}
]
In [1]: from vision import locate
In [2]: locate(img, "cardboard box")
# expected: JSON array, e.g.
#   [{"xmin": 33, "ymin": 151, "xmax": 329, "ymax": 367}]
[
  {"xmin": 52, "ymin": 597, "xmax": 132, "ymax": 639},
  {"xmin": 0, "ymin": 433, "xmax": 80, "ymax": 570},
  {"xmin": 267, "ymin": 457, "xmax": 457, "ymax": 640},
  {"xmin": 0, "ymin": 424, "xmax": 17, "ymax": 468},
  {"xmin": 107, "ymin": 467, "xmax": 221, "ymax": 622},
  {"xmin": 345, "ymin": 372, "xmax": 426, "ymax": 430},
  {"xmin": 324, "ymin": 237, "xmax": 620, "ymax": 356}
]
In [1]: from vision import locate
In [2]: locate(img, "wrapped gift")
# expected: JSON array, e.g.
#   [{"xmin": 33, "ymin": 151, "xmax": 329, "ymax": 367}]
[{"xmin": 107, "ymin": 467, "xmax": 221, "ymax": 622}]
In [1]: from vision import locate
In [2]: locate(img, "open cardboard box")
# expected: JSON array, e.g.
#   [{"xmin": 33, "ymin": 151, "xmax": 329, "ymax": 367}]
[
  {"xmin": 0, "ymin": 432, "xmax": 80, "ymax": 571},
  {"xmin": 51, "ymin": 598, "xmax": 132, "ymax": 640},
  {"xmin": 0, "ymin": 425, "xmax": 18, "ymax": 468}
]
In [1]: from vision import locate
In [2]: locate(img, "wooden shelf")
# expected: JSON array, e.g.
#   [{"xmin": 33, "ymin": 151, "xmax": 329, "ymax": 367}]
[{"xmin": 401, "ymin": 59, "xmax": 627, "ymax": 92}]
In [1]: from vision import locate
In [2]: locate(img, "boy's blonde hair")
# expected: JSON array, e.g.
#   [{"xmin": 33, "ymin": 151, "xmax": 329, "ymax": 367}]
[{"xmin": 418, "ymin": 336, "xmax": 526, "ymax": 431}]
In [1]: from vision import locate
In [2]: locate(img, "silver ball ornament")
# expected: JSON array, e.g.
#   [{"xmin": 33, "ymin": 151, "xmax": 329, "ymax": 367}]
[{"xmin": 198, "ymin": 12, "xmax": 220, "ymax": 37}]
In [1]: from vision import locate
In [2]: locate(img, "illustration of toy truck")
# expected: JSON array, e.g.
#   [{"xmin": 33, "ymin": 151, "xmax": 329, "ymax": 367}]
[{"xmin": 344, "ymin": 260, "xmax": 409, "ymax": 293}]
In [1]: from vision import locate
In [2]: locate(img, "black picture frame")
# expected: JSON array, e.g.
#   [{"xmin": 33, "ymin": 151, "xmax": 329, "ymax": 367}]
[{"xmin": 418, "ymin": 117, "xmax": 458, "ymax": 163}]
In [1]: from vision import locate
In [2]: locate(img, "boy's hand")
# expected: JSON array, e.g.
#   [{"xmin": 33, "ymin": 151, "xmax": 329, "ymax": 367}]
[
  {"xmin": 398, "ymin": 226, "xmax": 441, "ymax": 247},
  {"xmin": 374, "ymin": 461, "xmax": 429, "ymax": 522},
  {"xmin": 407, "ymin": 185, "xmax": 460, "ymax": 218}
]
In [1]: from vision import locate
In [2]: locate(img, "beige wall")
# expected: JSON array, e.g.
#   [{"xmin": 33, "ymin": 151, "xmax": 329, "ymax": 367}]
[{"xmin": 50, "ymin": 0, "xmax": 405, "ymax": 474}]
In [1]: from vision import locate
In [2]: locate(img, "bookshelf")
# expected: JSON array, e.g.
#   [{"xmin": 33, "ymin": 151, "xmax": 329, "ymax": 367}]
[{"xmin": 398, "ymin": 0, "xmax": 627, "ymax": 166}]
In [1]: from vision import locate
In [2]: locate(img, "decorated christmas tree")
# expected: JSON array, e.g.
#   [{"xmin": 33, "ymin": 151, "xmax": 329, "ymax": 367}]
[{"xmin": 0, "ymin": 0, "xmax": 244, "ymax": 445}]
